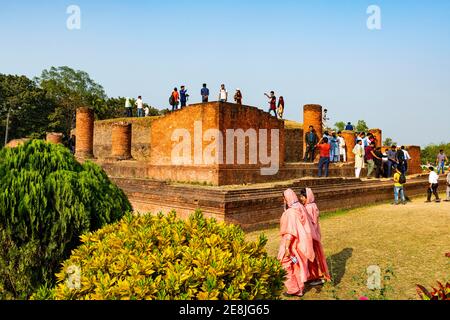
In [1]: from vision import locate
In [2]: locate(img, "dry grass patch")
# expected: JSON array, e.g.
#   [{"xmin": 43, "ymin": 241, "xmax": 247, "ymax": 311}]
[{"xmin": 246, "ymin": 197, "xmax": 450, "ymax": 300}]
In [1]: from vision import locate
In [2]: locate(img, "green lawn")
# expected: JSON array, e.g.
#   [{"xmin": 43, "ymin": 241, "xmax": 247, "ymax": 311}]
[{"xmin": 246, "ymin": 197, "xmax": 450, "ymax": 300}]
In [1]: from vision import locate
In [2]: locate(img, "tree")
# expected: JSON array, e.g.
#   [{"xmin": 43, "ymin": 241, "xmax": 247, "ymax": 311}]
[
  {"xmin": 421, "ymin": 142, "xmax": 450, "ymax": 165},
  {"xmin": 0, "ymin": 74, "xmax": 56, "ymax": 145},
  {"xmin": 356, "ymin": 120, "xmax": 369, "ymax": 133},
  {"xmin": 36, "ymin": 66, "xmax": 107, "ymax": 138},
  {"xmin": 383, "ymin": 138, "xmax": 396, "ymax": 147},
  {"xmin": 334, "ymin": 121, "xmax": 346, "ymax": 132}
]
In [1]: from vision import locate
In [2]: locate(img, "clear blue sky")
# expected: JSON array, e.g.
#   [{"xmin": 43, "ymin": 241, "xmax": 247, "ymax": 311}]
[{"xmin": 1, "ymin": 0, "xmax": 449, "ymax": 147}]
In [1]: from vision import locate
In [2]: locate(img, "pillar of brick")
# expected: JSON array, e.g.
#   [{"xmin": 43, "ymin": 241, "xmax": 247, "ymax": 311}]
[
  {"xmin": 46, "ymin": 132, "xmax": 64, "ymax": 145},
  {"xmin": 406, "ymin": 145, "xmax": 422, "ymax": 175},
  {"xmin": 303, "ymin": 105, "xmax": 323, "ymax": 160},
  {"xmin": 342, "ymin": 130, "xmax": 356, "ymax": 162},
  {"xmin": 369, "ymin": 129, "xmax": 382, "ymax": 148},
  {"xmin": 111, "ymin": 122, "xmax": 132, "ymax": 160},
  {"xmin": 75, "ymin": 107, "xmax": 95, "ymax": 159}
]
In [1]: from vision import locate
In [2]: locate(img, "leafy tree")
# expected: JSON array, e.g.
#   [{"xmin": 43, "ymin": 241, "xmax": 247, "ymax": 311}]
[
  {"xmin": 0, "ymin": 140, "xmax": 131, "ymax": 299},
  {"xmin": 334, "ymin": 121, "xmax": 346, "ymax": 132},
  {"xmin": 0, "ymin": 74, "xmax": 56, "ymax": 145},
  {"xmin": 356, "ymin": 120, "xmax": 369, "ymax": 133},
  {"xmin": 35, "ymin": 66, "xmax": 107, "ymax": 138},
  {"xmin": 383, "ymin": 138, "xmax": 397, "ymax": 147},
  {"xmin": 421, "ymin": 142, "xmax": 450, "ymax": 165}
]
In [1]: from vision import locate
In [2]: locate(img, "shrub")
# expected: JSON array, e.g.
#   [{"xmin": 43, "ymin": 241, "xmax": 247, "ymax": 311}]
[
  {"xmin": 0, "ymin": 140, "xmax": 131, "ymax": 299},
  {"xmin": 416, "ymin": 282, "xmax": 450, "ymax": 300},
  {"xmin": 47, "ymin": 211, "xmax": 285, "ymax": 300}
]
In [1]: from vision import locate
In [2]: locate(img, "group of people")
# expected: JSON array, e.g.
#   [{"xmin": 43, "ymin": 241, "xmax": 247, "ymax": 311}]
[
  {"xmin": 124, "ymin": 84, "xmax": 286, "ymax": 119},
  {"xmin": 279, "ymin": 188, "xmax": 330, "ymax": 297}
]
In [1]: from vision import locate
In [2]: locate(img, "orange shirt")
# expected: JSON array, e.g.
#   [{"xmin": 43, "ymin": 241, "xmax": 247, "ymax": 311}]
[
  {"xmin": 172, "ymin": 91, "xmax": 179, "ymax": 101},
  {"xmin": 317, "ymin": 143, "xmax": 331, "ymax": 158}
]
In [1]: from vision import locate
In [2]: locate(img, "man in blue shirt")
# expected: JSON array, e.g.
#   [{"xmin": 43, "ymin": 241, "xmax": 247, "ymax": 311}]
[
  {"xmin": 180, "ymin": 86, "xmax": 188, "ymax": 108},
  {"xmin": 345, "ymin": 122, "xmax": 354, "ymax": 131},
  {"xmin": 201, "ymin": 83, "xmax": 209, "ymax": 103}
]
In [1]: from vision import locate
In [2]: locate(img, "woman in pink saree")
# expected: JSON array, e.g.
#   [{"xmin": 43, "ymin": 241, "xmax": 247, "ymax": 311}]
[
  {"xmin": 278, "ymin": 189, "xmax": 315, "ymax": 297},
  {"xmin": 299, "ymin": 188, "xmax": 331, "ymax": 283}
]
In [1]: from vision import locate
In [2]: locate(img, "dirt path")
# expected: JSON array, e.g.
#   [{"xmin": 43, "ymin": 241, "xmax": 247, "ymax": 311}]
[{"xmin": 247, "ymin": 197, "xmax": 450, "ymax": 300}]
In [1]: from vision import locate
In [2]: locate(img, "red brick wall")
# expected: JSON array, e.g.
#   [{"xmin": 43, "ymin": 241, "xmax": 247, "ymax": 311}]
[{"xmin": 284, "ymin": 128, "xmax": 304, "ymax": 163}]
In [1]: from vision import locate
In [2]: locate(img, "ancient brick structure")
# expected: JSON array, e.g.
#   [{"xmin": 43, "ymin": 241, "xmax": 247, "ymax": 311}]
[
  {"xmin": 284, "ymin": 128, "xmax": 303, "ymax": 162},
  {"xmin": 406, "ymin": 145, "xmax": 422, "ymax": 174},
  {"xmin": 342, "ymin": 130, "xmax": 356, "ymax": 162},
  {"xmin": 369, "ymin": 129, "xmax": 382, "ymax": 148},
  {"xmin": 303, "ymin": 105, "xmax": 323, "ymax": 159},
  {"xmin": 46, "ymin": 132, "xmax": 64, "ymax": 145},
  {"xmin": 75, "ymin": 107, "xmax": 95, "ymax": 159},
  {"xmin": 111, "ymin": 122, "xmax": 132, "ymax": 160}
]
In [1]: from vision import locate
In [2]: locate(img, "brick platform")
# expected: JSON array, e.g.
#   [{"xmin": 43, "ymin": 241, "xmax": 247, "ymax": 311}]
[{"xmin": 110, "ymin": 174, "xmax": 442, "ymax": 231}]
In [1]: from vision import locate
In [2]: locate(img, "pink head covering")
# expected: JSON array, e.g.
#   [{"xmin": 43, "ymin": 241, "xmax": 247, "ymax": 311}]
[
  {"xmin": 284, "ymin": 188, "xmax": 301, "ymax": 210},
  {"xmin": 304, "ymin": 188, "xmax": 321, "ymax": 241}
]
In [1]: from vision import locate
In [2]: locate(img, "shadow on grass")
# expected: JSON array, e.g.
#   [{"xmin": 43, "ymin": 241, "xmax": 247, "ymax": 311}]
[{"xmin": 327, "ymin": 248, "xmax": 353, "ymax": 286}]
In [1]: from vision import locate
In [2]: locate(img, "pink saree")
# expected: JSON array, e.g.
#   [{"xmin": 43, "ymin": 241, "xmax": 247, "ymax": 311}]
[
  {"xmin": 304, "ymin": 188, "xmax": 331, "ymax": 281},
  {"xmin": 278, "ymin": 189, "xmax": 315, "ymax": 295}
]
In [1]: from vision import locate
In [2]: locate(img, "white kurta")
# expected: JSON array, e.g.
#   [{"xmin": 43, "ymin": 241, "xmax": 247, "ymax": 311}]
[{"xmin": 353, "ymin": 144, "xmax": 365, "ymax": 169}]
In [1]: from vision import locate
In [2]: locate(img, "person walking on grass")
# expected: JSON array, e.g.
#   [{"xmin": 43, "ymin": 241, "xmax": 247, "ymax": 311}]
[
  {"xmin": 393, "ymin": 167, "xmax": 407, "ymax": 205},
  {"xmin": 316, "ymin": 137, "xmax": 331, "ymax": 178},
  {"xmin": 426, "ymin": 166, "xmax": 441, "ymax": 203},
  {"xmin": 436, "ymin": 150, "xmax": 448, "ymax": 175},
  {"xmin": 298, "ymin": 188, "xmax": 331, "ymax": 285},
  {"xmin": 445, "ymin": 167, "xmax": 450, "ymax": 202},
  {"xmin": 278, "ymin": 189, "xmax": 315, "ymax": 298},
  {"xmin": 353, "ymin": 139, "xmax": 365, "ymax": 178}
]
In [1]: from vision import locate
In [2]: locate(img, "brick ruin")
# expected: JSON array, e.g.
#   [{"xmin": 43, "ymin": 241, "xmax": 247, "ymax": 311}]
[{"xmin": 72, "ymin": 101, "xmax": 429, "ymax": 230}]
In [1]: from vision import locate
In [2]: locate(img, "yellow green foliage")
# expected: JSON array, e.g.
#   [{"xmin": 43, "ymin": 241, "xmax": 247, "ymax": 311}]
[{"xmin": 49, "ymin": 211, "xmax": 285, "ymax": 300}]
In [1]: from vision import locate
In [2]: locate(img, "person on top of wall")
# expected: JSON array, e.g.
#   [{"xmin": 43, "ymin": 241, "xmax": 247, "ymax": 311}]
[
  {"xmin": 170, "ymin": 88, "xmax": 180, "ymax": 111},
  {"xmin": 345, "ymin": 122, "xmax": 354, "ymax": 131},
  {"xmin": 264, "ymin": 91, "xmax": 277, "ymax": 118},
  {"xmin": 201, "ymin": 83, "xmax": 210, "ymax": 103},
  {"xmin": 234, "ymin": 88, "xmax": 242, "ymax": 104},
  {"xmin": 401, "ymin": 146, "xmax": 411, "ymax": 174},
  {"xmin": 135, "ymin": 95, "xmax": 144, "ymax": 117},
  {"xmin": 219, "ymin": 84, "xmax": 228, "ymax": 102},
  {"xmin": 125, "ymin": 97, "xmax": 132, "ymax": 117},
  {"xmin": 277, "ymin": 96, "xmax": 285, "ymax": 119},
  {"xmin": 180, "ymin": 85, "xmax": 189, "ymax": 108}
]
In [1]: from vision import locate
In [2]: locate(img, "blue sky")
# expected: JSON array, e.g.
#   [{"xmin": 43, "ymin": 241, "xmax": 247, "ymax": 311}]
[{"xmin": 1, "ymin": 0, "xmax": 449, "ymax": 147}]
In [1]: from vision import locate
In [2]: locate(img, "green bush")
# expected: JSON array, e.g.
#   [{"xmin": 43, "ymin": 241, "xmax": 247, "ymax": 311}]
[
  {"xmin": 45, "ymin": 211, "xmax": 285, "ymax": 300},
  {"xmin": 0, "ymin": 140, "xmax": 131, "ymax": 299}
]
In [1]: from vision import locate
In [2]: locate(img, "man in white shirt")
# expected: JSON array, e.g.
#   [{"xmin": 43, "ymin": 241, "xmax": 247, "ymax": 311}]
[
  {"xmin": 219, "ymin": 84, "xmax": 228, "ymax": 102},
  {"xmin": 426, "ymin": 166, "xmax": 441, "ymax": 203},
  {"xmin": 353, "ymin": 139, "xmax": 365, "ymax": 178},
  {"xmin": 401, "ymin": 146, "xmax": 411, "ymax": 174},
  {"xmin": 337, "ymin": 131, "xmax": 346, "ymax": 162},
  {"xmin": 135, "ymin": 96, "xmax": 144, "ymax": 117}
]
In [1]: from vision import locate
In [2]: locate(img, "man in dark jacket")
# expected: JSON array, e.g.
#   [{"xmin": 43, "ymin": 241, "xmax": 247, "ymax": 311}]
[{"xmin": 304, "ymin": 126, "xmax": 319, "ymax": 162}]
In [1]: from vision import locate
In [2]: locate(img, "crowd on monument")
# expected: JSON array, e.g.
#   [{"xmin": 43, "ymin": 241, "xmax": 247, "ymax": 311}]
[{"xmin": 123, "ymin": 84, "xmax": 285, "ymax": 119}]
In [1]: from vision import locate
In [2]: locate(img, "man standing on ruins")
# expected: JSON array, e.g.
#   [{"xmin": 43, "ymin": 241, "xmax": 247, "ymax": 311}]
[
  {"xmin": 345, "ymin": 122, "xmax": 354, "ymax": 131},
  {"xmin": 304, "ymin": 126, "xmax": 319, "ymax": 162},
  {"xmin": 135, "ymin": 96, "xmax": 144, "ymax": 117},
  {"xmin": 316, "ymin": 137, "xmax": 331, "ymax": 178},
  {"xmin": 125, "ymin": 97, "xmax": 132, "ymax": 117},
  {"xmin": 219, "ymin": 84, "xmax": 228, "ymax": 102},
  {"xmin": 201, "ymin": 84, "xmax": 209, "ymax": 103},
  {"xmin": 180, "ymin": 86, "xmax": 188, "ymax": 108},
  {"xmin": 353, "ymin": 139, "xmax": 365, "ymax": 178},
  {"xmin": 386, "ymin": 146, "xmax": 399, "ymax": 177},
  {"xmin": 264, "ymin": 91, "xmax": 277, "ymax": 118},
  {"xmin": 337, "ymin": 131, "xmax": 346, "ymax": 162}
]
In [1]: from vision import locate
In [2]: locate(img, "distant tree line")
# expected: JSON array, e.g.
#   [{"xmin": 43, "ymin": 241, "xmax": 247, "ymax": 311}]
[{"xmin": 0, "ymin": 66, "xmax": 161, "ymax": 146}]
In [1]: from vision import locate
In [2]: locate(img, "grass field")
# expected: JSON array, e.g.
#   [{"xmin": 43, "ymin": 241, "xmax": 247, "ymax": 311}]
[{"xmin": 246, "ymin": 197, "xmax": 450, "ymax": 300}]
